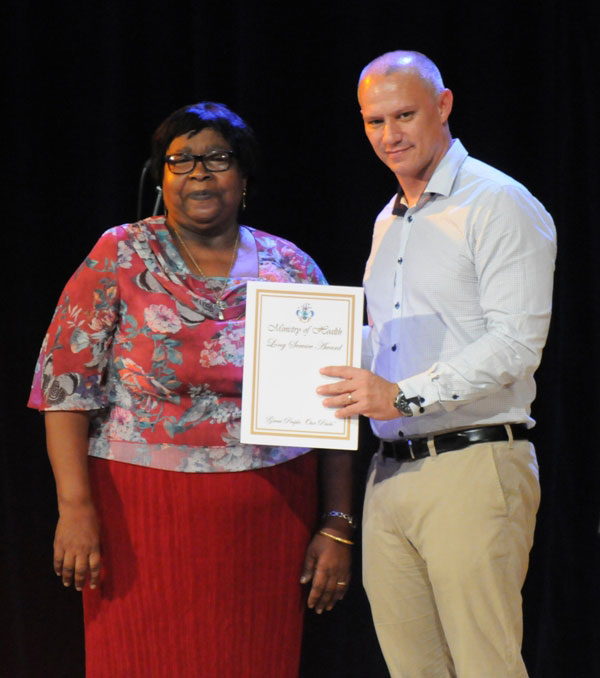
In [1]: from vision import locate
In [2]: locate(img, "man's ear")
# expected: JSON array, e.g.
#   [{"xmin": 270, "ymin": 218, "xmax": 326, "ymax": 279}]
[{"xmin": 438, "ymin": 88, "xmax": 453, "ymax": 124}]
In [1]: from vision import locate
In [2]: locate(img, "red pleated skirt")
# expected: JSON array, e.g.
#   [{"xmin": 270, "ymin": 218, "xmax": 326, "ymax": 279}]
[{"xmin": 83, "ymin": 452, "xmax": 318, "ymax": 678}]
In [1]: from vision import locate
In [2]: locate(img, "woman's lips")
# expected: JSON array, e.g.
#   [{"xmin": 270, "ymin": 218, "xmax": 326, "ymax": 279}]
[{"xmin": 188, "ymin": 190, "xmax": 216, "ymax": 200}]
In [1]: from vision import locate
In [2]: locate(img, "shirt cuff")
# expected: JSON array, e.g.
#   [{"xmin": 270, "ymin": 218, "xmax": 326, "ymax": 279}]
[{"xmin": 398, "ymin": 374, "xmax": 448, "ymax": 417}]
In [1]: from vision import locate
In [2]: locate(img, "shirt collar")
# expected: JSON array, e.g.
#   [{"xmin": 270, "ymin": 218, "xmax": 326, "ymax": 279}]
[{"xmin": 392, "ymin": 139, "xmax": 468, "ymax": 215}]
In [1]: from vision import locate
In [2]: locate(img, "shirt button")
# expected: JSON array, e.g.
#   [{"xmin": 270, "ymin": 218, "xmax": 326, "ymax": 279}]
[
  {"xmin": 397, "ymin": 257, "xmax": 403, "ymax": 264},
  {"xmin": 391, "ymin": 344, "xmax": 397, "ymax": 351},
  {"xmin": 452, "ymin": 394, "xmax": 459, "ymax": 400},
  {"xmin": 394, "ymin": 301, "xmax": 400, "ymax": 309},
  {"xmin": 408, "ymin": 216, "xmax": 413, "ymax": 223}
]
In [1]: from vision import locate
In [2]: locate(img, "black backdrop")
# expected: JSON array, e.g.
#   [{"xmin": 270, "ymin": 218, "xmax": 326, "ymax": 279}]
[{"xmin": 2, "ymin": 1, "xmax": 599, "ymax": 676}]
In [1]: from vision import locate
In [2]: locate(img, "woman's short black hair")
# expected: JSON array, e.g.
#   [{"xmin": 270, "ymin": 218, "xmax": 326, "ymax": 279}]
[{"xmin": 151, "ymin": 102, "xmax": 259, "ymax": 186}]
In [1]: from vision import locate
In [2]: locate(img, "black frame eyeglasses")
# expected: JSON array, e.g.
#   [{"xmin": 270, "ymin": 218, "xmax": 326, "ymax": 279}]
[{"xmin": 164, "ymin": 151, "xmax": 236, "ymax": 174}]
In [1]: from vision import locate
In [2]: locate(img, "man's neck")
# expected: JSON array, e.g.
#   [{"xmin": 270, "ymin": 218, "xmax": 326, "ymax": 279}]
[
  {"xmin": 397, "ymin": 178, "xmax": 429, "ymax": 208},
  {"xmin": 398, "ymin": 136, "xmax": 453, "ymax": 208}
]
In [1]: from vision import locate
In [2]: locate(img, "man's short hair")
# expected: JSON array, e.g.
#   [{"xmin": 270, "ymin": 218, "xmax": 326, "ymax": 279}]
[{"xmin": 359, "ymin": 51, "xmax": 445, "ymax": 96}]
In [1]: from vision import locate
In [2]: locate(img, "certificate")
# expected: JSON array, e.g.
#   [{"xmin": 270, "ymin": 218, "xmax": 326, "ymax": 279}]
[{"xmin": 240, "ymin": 281, "xmax": 364, "ymax": 450}]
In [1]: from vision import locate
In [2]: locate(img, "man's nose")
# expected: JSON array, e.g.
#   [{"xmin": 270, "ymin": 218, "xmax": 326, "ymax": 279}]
[{"xmin": 382, "ymin": 120, "xmax": 401, "ymax": 144}]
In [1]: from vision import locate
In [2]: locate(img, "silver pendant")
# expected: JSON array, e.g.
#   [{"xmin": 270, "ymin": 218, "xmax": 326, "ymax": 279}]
[{"xmin": 216, "ymin": 300, "xmax": 226, "ymax": 320}]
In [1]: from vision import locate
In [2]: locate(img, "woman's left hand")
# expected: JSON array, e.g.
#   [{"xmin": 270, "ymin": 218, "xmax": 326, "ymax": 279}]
[{"xmin": 300, "ymin": 530, "xmax": 352, "ymax": 613}]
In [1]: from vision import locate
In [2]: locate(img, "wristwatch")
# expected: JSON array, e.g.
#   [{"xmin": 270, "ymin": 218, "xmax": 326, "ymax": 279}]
[{"xmin": 393, "ymin": 386, "xmax": 414, "ymax": 417}]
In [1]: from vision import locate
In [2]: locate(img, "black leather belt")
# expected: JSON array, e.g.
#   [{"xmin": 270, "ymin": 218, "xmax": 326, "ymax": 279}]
[{"xmin": 381, "ymin": 424, "xmax": 528, "ymax": 462}]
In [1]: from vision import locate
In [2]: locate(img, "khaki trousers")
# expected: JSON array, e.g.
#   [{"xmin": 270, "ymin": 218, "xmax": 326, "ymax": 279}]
[{"xmin": 362, "ymin": 439, "xmax": 539, "ymax": 678}]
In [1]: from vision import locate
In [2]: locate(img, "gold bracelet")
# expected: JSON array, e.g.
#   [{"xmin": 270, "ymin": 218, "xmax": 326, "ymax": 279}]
[{"xmin": 318, "ymin": 529, "xmax": 354, "ymax": 546}]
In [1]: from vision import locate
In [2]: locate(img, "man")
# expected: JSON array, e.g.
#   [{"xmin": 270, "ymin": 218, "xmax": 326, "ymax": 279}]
[{"xmin": 318, "ymin": 51, "xmax": 556, "ymax": 677}]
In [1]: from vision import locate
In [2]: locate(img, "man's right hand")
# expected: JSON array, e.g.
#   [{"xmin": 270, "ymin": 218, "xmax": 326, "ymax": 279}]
[{"xmin": 317, "ymin": 365, "xmax": 401, "ymax": 420}]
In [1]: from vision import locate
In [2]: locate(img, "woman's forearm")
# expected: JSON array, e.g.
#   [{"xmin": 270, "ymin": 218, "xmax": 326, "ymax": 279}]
[
  {"xmin": 318, "ymin": 449, "xmax": 355, "ymax": 537},
  {"xmin": 44, "ymin": 410, "xmax": 93, "ymax": 506},
  {"xmin": 44, "ymin": 410, "xmax": 102, "ymax": 590}
]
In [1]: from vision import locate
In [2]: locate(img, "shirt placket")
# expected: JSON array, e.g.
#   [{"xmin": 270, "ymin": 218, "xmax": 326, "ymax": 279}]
[{"xmin": 391, "ymin": 209, "xmax": 415, "ymax": 325}]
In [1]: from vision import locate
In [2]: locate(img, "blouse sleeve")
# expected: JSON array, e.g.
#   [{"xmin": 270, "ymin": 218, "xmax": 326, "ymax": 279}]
[
  {"xmin": 28, "ymin": 228, "xmax": 122, "ymax": 411},
  {"xmin": 304, "ymin": 253, "xmax": 327, "ymax": 285},
  {"xmin": 255, "ymin": 230, "xmax": 328, "ymax": 285}
]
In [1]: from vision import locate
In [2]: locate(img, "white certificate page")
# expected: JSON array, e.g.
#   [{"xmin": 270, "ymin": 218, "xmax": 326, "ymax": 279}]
[{"xmin": 240, "ymin": 281, "xmax": 364, "ymax": 450}]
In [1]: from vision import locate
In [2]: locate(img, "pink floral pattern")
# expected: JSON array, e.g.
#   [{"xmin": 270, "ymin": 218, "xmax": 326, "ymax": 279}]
[
  {"xmin": 144, "ymin": 304, "xmax": 183, "ymax": 334},
  {"xmin": 29, "ymin": 216, "xmax": 326, "ymax": 472}
]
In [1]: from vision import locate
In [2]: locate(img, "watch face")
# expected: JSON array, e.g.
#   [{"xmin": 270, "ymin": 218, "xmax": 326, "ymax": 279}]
[{"xmin": 394, "ymin": 390, "xmax": 413, "ymax": 416}]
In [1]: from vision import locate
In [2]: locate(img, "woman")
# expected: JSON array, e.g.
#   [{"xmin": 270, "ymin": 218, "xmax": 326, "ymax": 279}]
[{"xmin": 28, "ymin": 102, "xmax": 354, "ymax": 678}]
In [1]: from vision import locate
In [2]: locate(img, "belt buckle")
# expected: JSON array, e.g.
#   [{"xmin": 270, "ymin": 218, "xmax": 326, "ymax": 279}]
[{"xmin": 407, "ymin": 439, "xmax": 416, "ymax": 460}]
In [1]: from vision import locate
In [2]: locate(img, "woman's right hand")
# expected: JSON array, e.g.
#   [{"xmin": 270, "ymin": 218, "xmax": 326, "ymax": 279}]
[{"xmin": 54, "ymin": 500, "xmax": 101, "ymax": 591}]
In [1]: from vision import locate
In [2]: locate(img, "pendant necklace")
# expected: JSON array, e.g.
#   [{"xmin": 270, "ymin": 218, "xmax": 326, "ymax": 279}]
[{"xmin": 173, "ymin": 226, "xmax": 240, "ymax": 320}]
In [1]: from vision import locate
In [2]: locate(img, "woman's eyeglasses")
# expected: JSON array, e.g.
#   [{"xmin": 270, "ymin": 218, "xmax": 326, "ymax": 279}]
[{"xmin": 164, "ymin": 151, "xmax": 235, "ymax": 174}]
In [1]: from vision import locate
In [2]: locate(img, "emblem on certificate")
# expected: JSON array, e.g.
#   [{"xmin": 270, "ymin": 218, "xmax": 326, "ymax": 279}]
[{"xmin": 296, "ymin": 303, "xmax": 315, "ymax": 322}]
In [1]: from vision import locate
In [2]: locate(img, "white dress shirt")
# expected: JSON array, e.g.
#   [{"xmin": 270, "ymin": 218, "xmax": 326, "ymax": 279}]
[{"xmin": 363, "ymin": 139, "xmax": 557, "ymax": 440}]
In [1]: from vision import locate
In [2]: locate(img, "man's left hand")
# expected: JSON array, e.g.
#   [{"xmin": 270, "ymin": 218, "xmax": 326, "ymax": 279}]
[{"xmin": 317, "ymin": 366, "xmax": 400, "ymax": 420}]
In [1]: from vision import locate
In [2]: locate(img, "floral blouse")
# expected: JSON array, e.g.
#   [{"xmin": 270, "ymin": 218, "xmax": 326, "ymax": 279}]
[{"xmin": 28, "ymin": 216, "xmax": 326, "ymax": 472}]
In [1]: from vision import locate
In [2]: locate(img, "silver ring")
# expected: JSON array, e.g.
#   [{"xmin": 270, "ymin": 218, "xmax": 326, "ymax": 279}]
[
  {"xmin": 336, "ymin": 581, "xmax": 348, "ymax": 587},
  {"xmin": 347, "ymin": 393, "xmax": 353, "ymax": 403}
]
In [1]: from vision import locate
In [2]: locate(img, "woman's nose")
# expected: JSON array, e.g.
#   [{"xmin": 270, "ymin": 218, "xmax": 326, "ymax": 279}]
[{"xmin": 189, "ymin": 160, "xmax": 211, "ymax": 179}]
